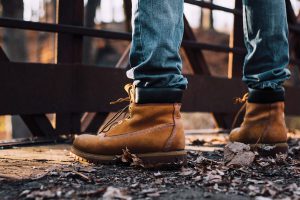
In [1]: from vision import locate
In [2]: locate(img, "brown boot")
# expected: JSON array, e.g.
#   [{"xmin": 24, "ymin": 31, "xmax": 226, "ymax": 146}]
[
  {"xmin": 229, "ymin": 100, "xmax": 288, "ymax": 156},
  {"xmin": 71, "ymin": 84, "xmax": 186, "ymax": 166}
]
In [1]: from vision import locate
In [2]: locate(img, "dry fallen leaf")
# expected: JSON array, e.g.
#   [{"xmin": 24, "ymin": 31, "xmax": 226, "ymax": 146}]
[
  {"xmin": 140, "ymin": 188, "xmax": 157, "ymax": 194},
  {"xmin": 224, "ymin": 142, "xmax": 255, "ymax": 167},
  {"xmin": 191, "ymin": 139, "xmax": 206, "ymax": 146},
  {"xmin": 119, "ymin": 148, "xmax": 145, "ymax": 168},
  {"xmin": 2, "ymin": 133, "xmax": 300, "ymax": 200},
  {"xmin": 203, "ymin": 171, "xmax": 222, "ymax": 184},
  {"xmin": 255, "ymin": 196, "xmax": 272, "ymax": 200},
  {"xmin": 154, "ymin": 172, "xmax": 162, "ymax": 177},
  {"xmin": 179, "ymin": 168, "xmax": 195, "ymax": 176},
  {"xmin": 26, "ymin": 190, "xmax": 56, "ymax": 199},
  {"xmin": 103, "ymin": 186, "xmax": 132, "ymax": 200},
  {"xmin": 79, "ymin": 188, "xmax": 106, "ymax": 197}
]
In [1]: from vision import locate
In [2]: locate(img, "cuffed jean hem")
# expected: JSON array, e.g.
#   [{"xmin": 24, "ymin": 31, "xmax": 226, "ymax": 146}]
[
  {"xmin": 248, "ymin": 88, "xmax": 285, "ymax": 104},
  {"xmin": 135, "ymin": 87, "xmax": 183, "ymax": 104}
]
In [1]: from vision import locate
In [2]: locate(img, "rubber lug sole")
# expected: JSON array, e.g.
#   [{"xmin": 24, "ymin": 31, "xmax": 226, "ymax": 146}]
[
  {"xmin": 70, "ymin": 147, "xmax": 187, "ymax": 168},
  {"xmin": 250, "ymin": 142, "xmax": 288, "ymax": 157}
]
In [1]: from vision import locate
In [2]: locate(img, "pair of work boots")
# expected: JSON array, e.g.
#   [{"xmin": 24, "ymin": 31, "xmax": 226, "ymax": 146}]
[{"xmin": 71, "ymin": 84, "xmax": 288, "ymax": 166}]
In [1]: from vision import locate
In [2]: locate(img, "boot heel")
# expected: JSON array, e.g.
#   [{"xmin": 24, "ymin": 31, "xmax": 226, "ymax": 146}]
[
  {"xmin": 250, "ymin": 143, "xmax": 288, "ymax": 156},
  {"xmin": 137, "ymin": 151, "xmax": 187, "ymax": 168}
]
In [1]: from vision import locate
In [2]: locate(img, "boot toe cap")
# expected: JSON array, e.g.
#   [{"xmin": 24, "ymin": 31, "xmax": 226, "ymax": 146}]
[
  {"xmin": 229, "ymin": 128, "xmax": 241, "ymax": 142},
  {"xmin": 72, "ymin": 134, "xmax": 100, "ymax": 154}
]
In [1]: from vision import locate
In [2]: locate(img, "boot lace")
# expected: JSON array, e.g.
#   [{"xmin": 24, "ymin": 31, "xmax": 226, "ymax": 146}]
[
  {"xmin": 231, "ymin": 93, "xmax": 264, "ymax": 148},
  {"xmin": 98, "ymin": 97, "xmax": 131, "ymax": 134},
  {"xmin": 231, "ymin": 93, "xmax": 249, "ymax": 130}
]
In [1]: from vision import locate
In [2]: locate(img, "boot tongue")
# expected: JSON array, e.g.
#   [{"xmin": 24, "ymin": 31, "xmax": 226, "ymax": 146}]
[{"xmin": 124, "ymin": 84, "xmax": 135, "ymax": 103}]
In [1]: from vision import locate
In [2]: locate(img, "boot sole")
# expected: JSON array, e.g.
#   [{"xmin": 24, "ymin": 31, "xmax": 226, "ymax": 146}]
[
  {"xmin": 250, "ymin": 142, "xmax": 288, "ymax": 156},
  {"xmin": 70, "ymin": 147, "xmax": 187, "ymax": 168}
]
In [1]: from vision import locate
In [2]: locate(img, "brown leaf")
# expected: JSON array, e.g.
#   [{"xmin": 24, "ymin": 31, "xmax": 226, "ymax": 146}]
[
  {"xmin": 147, "ymin": 192, "xmax": 160, "ymax": 197},
  {"xmin": 120, "ymin": 148, "xmax": 145, "ymax": 168},
  {"xmin": 102, "ymin": 186, "xmax": 132, "ymax": 200},
  {"xmin": 204, "ymin": 171, "xmax": 222, "ymax": 184},
  {"xmin": 224, "ymin": 142, "xmax": 255, "ymax": 167},
  {"xmin": 26, "ymin": 190, "xmax": 56, "ymax": 199},
  {"xmin": 79, "ymin": 188, "xmax": 106, "ymax": 197},
  {"xmin": 275, "ymin": 154, "xmax": 288, "ymax": 165},
  {"xmin": 154, "ymin": 172, "xmax": 162, "ymax": 177},
  {"xmin": 193, "ymin": 176, "xmax": 202, "ymax": 182},
  {"xmin": 191, "ymin": 139, "xmax": 206, "ymax": 146},
  {"xmin": 255, "ymin": 196, "xmax": 273, "ymax": 200},
  {"xmin": 72, "ymin": 171, "xmax": 91, "ymax": 182},
  {"xmin": 140, "ymin": 188, "xmax": 158, "ymax": 194},
  {"xmin": 179, "ymin": 168, "xmax": 195, "ymax": 176}
]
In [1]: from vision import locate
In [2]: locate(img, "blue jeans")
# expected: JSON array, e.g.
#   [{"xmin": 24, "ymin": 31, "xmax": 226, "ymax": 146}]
[
  {"xmin": 128, "ymin": 0, "xmax": 290, "ymax": 102},
  {"xmin": 242, "ymin": 0, "xmax": 290, "ymax": 91},
  {"xmin": 127, "ymin": 0, "xmax": 187, "ymax": 90}
]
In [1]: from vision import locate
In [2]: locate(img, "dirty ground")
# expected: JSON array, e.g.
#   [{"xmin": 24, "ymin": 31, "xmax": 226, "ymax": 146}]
[{"xmin": 0, "ymin": 131, "xmax": 299, "ymax": 200}]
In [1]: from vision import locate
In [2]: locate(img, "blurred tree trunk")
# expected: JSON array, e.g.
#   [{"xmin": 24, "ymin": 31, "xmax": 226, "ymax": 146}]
[
  {"xmin": 199, "ymin": 0, "xmax": 214, "ymax": 30},
  {"xmin": 123, "ymin": 0, "xmax": 132, "ymax": 32},
  {"xmin": 83, "ymin": 0, "xmax": 101, "ymax": 64},
  {"xmin": 200, "ymin": 8, "xmax": 204, "ymax": 29},
  {"xmin": 1, "ymin": 0, "xmax": 27, "ymax": 61},
  {"xmin": 44, "ymin": 0, "xmax": 56, "ymax": 23},
  {"xmin": 209, "ymin": 0, "xmax": 214, "ymax": 30}
]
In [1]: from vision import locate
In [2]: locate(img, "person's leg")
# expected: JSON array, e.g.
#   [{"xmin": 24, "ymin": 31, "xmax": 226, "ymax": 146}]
[
  {"xmin": 71, "ymin": 0, "xmax": 187, "ymax": 166},
  {"xmin": 127, "ymin": 0, "xmax": 188, "ymax": 103},
  {"xmin": 242, "ymin": 0, "xmax": 290, "ymax": 99},
  {"xmin": 230, "ymin": 0, "xmax": 290, "ymax": 155}
]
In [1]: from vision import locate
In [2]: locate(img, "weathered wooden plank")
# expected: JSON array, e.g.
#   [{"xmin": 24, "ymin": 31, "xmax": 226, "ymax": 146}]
[
  {"xmin": 81, "ymin": 112, "xmax": 108, "ymax": 133},
  {"xmin": 184, "ymin": 0, "xmax": 242, "ymax": 16},
  {"xmin": 123, "ymin": 0, "xmax": 132, "ymax": 32},
  {"xmin": 0, "ymin": 47, "xmax": 9, "ymax": 61},
  {"xmin": 0, "ymin": 144, "xmax": 73, "ymax": 180},
  {"xmin": 183, "ymin": 16, "xmax": 210, "ymax": 75},
  {"xmin": 1, "ymin": 62, "xmax": 300, "ymax": 115},
  {"xmin": 0, "ymin": 18, "xmax": 246, "ymax": 54},
  {"xmin": 0, "ymin": 46, "xmax": 56, "ymax": 138},
  {"xmin": 20, "ymin": 114, "xmax": 56, "ymax": 138},
  {"xmin": 228, "ymin": 0, "xmax": 245, "ymax": 78},
  {"xmin": 56, "ymin": 0, "xmax": 84, "ymax": 134}
]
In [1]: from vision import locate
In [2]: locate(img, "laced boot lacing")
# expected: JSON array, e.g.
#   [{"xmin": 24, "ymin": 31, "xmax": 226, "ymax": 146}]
[
  {"xmin": 232, "ymin": 93, "xmax": 249, "ymax": 130},
  {"xmin": 98, "ymin": 93, "xmax": 133, "ymax": 134},
  {"xmin": 232, "ymin": 93, "xmax": 265, "ymax": 147}
]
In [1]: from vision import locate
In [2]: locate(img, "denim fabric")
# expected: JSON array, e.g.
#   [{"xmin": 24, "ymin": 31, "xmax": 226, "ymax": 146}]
[
  {"xmin": 242, "ymin": 0, "xmax": 291, "ymax": 91},
  {"xmin": 128, "ymin": 0, "xmax": 290, "ymax": 92},
  {"xmin": 127, "ymin": 0, "xmax": 188, "ymax": 90}
]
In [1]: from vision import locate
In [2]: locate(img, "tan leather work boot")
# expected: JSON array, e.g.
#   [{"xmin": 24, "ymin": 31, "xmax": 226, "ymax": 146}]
[
  {"xmin": 229, "ymin": 93, "xmax": 288, "ymax": 156},
  {"xmin": 71, "ymin": 84, "xmax": 186, "ymax": 166}
]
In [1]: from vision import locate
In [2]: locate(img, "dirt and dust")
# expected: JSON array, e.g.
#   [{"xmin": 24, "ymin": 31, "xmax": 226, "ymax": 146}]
[{"xmin": 0, "ymin": 132, "xmax": 299, "ymax": 200}]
